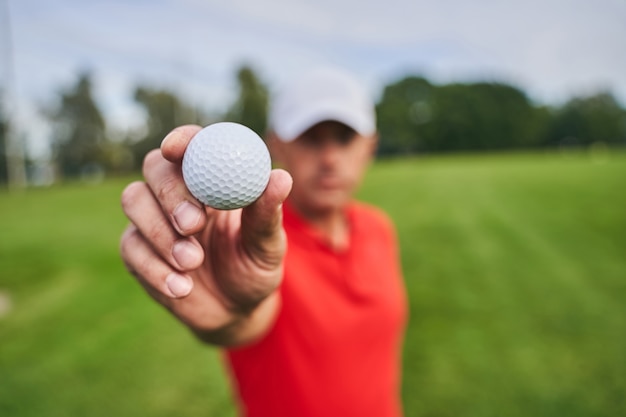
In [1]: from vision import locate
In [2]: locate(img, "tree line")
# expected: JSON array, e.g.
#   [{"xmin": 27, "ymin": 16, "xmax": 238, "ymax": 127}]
[
  {"xmin": 1, "ymin": 65, "xmax": 625, "ymax": 183},
  {"xmin": 376, "ymin": 76, "xmax": 626, "ymax": 154}
]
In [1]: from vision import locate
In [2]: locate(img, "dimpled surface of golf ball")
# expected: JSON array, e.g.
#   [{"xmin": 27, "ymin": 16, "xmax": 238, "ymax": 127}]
[{"xmin": 182, "ymin": 122, "xmax": 271, "ymax": 210}]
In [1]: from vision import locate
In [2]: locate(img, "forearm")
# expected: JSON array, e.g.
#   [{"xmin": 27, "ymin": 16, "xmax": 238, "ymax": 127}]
[{"xmin": 190, "ymin": 291, "xmax": 280, "ymax": 347}]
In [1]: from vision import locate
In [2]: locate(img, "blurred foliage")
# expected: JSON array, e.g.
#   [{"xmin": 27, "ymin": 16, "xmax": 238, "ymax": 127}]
[
  {"xmin": 128, "ymin": 64, "xmax": 268, "ymax": 171},
  {"xmin": 45, "ymin": 72, "xmax": 107, "ymax": 179},
  {"xmin": 223, "ymin": 65, "xmax": 269, "ymax": 135},
  {"xmin": 425, "ymin": 82, "xmax": 538, "ymax": 151},
  {"xmin": 376, "ymin": 76, "xmax": 434, "ymax": 154},
  {"xmin": 130, "ymin": 86, "xmax": 209, "ymax": 169},
  {"xmin": 0, "ymin": 91, "xmax": 7, "ymax": 183},
  {"xmin": 545, "ymin": 92, "xmax": 626, "ymax": 148},
  {"xmin": 3, "ymin": 65, "xmax": 625, "ymax": 183},
  {"xmin": 377, "ymin": 77, "xmax": 626, "ymax": 155}
]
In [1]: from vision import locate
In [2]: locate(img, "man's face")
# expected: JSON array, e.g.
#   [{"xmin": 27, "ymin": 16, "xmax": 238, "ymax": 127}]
[{"xmin": 270, "ymin": 121, "xmax": 377, "ymax": 215}]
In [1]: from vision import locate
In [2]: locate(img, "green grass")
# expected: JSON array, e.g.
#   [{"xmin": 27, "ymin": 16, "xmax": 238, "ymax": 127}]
[{"xmin": 1, "ymin": 150, "xmax": 625, "ymax": 416}]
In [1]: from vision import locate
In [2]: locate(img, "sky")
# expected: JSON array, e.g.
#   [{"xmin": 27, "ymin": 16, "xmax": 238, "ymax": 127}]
[{"xmin": 2, "ymin": 0, "xmax": 626, "ymax": 158}]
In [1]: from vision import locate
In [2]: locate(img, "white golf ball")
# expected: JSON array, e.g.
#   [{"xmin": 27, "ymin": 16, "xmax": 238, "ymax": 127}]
[{"xmin": 182, "ymin": 122, "xmax": 271, "ymax": 210}]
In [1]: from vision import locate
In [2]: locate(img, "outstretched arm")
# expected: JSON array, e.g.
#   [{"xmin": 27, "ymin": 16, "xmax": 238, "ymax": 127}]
[{"xmin": 120, "ymin": 125, "xmax": 293, "ymax": 346}]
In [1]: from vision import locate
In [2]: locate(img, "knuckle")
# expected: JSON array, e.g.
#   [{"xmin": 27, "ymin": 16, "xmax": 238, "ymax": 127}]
[
  {"xmin": 142, "ymin": 149, "xmax": 163, "ymax": 177},
  {"xmin": 137, "ymin": 255, "xmax": 156, "ymax": 282},
  {"xmin": 156, "ymin": 174, "xmax": 181, "ymax": 205},
  {"xmin": 145, "ymin": 220, "xmax": 169, "ymax": 247},
  {"xmin": 119, "ymin": 227, "xmax": 166, "ymax": 286},
  {"xmin": 119, "ymin": 225, "xmax": 138, "ymax": 257},
  {"xmin": 119, "ymin": 227, "xmax": 140, "ymax": 276},
  {"xmin": 120, "ymin": 182, "xmax": 146, "ymax": 213}
]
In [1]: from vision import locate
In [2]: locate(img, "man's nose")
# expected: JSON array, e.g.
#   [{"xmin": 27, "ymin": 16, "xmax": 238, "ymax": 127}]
[{"xmin": 318, "ymin": 139, "xmax": 342, "ymax": 166}]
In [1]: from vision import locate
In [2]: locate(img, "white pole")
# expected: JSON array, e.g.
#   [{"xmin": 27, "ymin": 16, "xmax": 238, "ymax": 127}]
[{"xmin": 1, "ymin": 0, "xmax": 27, "ymax": 189}]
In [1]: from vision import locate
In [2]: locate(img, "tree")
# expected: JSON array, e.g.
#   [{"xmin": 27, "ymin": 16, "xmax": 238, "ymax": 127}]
[
  {"xmin": 376, "ymin": 78, "xmax": 540, "ymax": 154},
  {"xmin": 131, "ymin": 86, "xmax": 206, "ymax": 168},
  {"xmin": 47, "ymin": 72, "xmax": 107, "ymax": 178},
  {"xmin": 423, "ymin": 82, "xmax": 538, "ymax": 152},
  {"xmin": 224, "ymin": 65, "xmax": 269, "ymax": 136},
  {"xmin": 545, "ymin": 92, "xmax": 626, "ymax": 147},
  {"xmin": 376, "ymin": 76, "xmax": 434, "ymax": 155}
]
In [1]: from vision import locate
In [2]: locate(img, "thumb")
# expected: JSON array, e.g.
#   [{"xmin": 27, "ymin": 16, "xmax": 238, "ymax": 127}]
[{"xmin": 240, "ymin": 169, "xmax": 293, "ymax": 267}]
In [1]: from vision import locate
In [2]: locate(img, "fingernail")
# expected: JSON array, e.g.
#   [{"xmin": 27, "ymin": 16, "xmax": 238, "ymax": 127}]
[
  {"xmin": 173, "ymin": 201, "xmax": 202, "ymax": 233},
  {"xmin": 172, "ymin": 239, "xmax": 203, "ymax": 270},
  {"xmin": 165, "ymin": 273, "xmax": 193, "ymax": 298}
]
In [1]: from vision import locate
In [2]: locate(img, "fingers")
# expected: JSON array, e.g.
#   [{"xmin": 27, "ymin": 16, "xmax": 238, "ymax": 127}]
[
  {"xmin": 121, "ymin": 223, "xmax": 261, "ymax": 340},
  {"xmin": 148, "ymin": 125, "xmax": 208, "ymax": 237},
  {"xmin": 160, "ymin": 125, "xmax": 203, "ymax": 163},
  {"xmin": 121, "ymin": 181, "xmax": 205, "ymax": 271},
  {"xmin": 120, "ymin": 224, "xmax": 194, "ymax": 299},
  {"xmin": 240, "ymin": 169, "xmax": 293, "ymax": 267},
  {"xmin": 142, "ymin": 149, "xmax": 208, "ymax": 236}
]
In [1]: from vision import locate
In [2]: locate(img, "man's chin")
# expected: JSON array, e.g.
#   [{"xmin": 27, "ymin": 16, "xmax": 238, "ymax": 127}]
[
  {"xmin": 289, "ymin": 187, "xmax": 354, "ymax": 215},
  {"xmin": 308, "ymin": 192, "xmax": 352, "ymax": 213}
]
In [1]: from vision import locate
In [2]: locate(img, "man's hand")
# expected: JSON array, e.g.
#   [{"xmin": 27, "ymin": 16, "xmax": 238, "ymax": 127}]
[{"xmin": 120, "ymin": 125, "xmax": 293, "ymax": 346}]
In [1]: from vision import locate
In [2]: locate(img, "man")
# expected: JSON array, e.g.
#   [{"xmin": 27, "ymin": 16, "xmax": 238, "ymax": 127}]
[{"xmin": 120, "ymin": 67, "xmax": 407, "ymax": 416}]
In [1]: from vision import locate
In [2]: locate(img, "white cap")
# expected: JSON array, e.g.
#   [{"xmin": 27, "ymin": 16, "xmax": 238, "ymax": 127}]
[{"xmin": 269, "ymin": 67, "xmax": 376, "ymax": 142}]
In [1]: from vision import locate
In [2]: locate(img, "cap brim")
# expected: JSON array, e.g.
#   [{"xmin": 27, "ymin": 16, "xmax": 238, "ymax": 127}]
[{"xmin": 275, "ymin": 101, "xmax": 375, "ymax": 142}]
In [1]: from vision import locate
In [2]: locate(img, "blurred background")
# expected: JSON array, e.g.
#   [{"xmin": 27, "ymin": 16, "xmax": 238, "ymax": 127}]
[{"xmin": 1, "ymin": 0, "xmax": 625, "ymax": 416}]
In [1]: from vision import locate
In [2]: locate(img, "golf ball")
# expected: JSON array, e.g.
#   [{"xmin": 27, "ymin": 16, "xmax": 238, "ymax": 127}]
[{"xmin": 182, "ymin": 122, "xmax": 271, "ymax": 210}]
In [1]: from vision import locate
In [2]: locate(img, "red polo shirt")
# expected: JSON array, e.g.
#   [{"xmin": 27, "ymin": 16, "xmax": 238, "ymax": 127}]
[{"xmin": 225, "ymin": 200, "xmax": 407, "ymax": 417}]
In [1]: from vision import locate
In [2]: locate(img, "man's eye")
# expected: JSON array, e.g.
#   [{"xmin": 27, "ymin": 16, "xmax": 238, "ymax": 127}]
[{"xmin": 338, "ymin": 130, "xmax": 357, "ymax": 144}]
